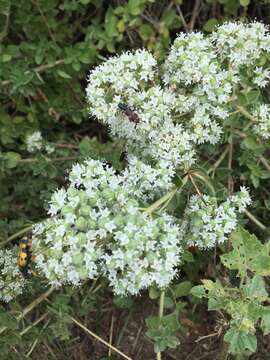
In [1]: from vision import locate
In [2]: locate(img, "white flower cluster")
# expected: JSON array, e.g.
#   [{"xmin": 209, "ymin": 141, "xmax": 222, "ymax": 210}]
[
  {"xmin": 183, "ymin": 187, "xmax": 251, "ymax": 249},
  {"xmin": 87, "ymin": 22, "xmax": 270, "ymax": 174},
  {"xmin": 253, "ymin": 67, "xmax": 270, "ymax": 88},
  {"xmin": 0, "ymin": 249, "xmax": 26, "ymax": 302},
  {"xmin": 103, "ymin": 212, "xmax": 182, "ymax": 295},
  {"xmin": 252, "ymin": 104, "xmax": 270, "ymax": 139},
  {"xmin": 31, "ymin": 23, "xmax": 264, "ymax": 298},
  {"xmin": 26, "ymin": 131, "xmax": 55, "ymax": 154},
  {"xmin": 212, "ymin": 22, "xmax": 270, "ymax": 68},
  {"xmin": 32, "ymin": 159, "xmax": 183, "ymax": 294},
  {"xmin": 26, "ymin": 131, "xmax": 43, "ymax": 153}
]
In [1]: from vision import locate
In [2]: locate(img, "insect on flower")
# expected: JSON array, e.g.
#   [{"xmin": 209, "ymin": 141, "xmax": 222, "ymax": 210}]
[
  {"xmin": 118, "ymin": 103, "xmax": 141, "ymax": 127},
  {"xmin": 18, "ymin": 234, "xmax": 33, "ymax": 277}
]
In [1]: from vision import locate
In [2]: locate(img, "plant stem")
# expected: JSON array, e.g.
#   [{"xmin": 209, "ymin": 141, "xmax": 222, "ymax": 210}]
[
  {"xmin": 19, "ymin": 156, "xmax": 78, "ymax": 163},
  {"xmin": 144, "ymin": 175, "xmax": 188, "ymax": 215},
  {"xmin": 244, "ymin": 209, "xmax": 267, "ymax": 232},
  {"xmin": 156, "ymin": 291, "xmax": 165, "ymax": 360},
  {"xmin": 207, "ymin": 146, "xmax": 229, "ymax": 175},
  {"xmin": 2, "ymin": 225, "xmax": 34, "ymax": 245},
  {"xmin": 236, "ymin": 105, "xmax": 256, "ymax": 122},
  {"xmin": 0, "ymin": 287, "xmax": 54, "ymax": 335},
  {"xmin": 260, "ymin": 156, "xmax": 270, "ymax": 171}
]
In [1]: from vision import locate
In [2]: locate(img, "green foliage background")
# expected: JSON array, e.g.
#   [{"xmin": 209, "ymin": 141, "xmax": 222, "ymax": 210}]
[{"xmin": 1, "ymin": 1, "xmax": 270, "ymax": 359}]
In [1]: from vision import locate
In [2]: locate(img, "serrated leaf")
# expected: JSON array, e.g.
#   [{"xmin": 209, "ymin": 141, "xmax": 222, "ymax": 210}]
[
  {"xmin": 242, "ymin": 276, "xmax": 268, "ymax": 301},
  {"xmin": 224, "ymin": 328, "xmax": 257, "ymax": 355},
  {"xmin": 201, "ymin": 279, "xmax": 215, "ymax": 291},
  {"xmin": 221, "ymin": 226, "xmax": 270, "ymax": 277}
]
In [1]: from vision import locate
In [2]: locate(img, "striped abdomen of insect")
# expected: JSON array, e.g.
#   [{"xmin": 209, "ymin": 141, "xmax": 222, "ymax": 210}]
[
  {"xmin": 118, "ymin": 103, "xmax": 140, "ymax": 126},
  {"xmin": 18, "ymin": 235, "xmax": 33, "ymax": 276}
]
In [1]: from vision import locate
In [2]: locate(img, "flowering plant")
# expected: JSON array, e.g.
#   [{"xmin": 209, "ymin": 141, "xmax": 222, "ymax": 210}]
[{"xmin": 1, "ymin": 22, "xmax": 270, "ymax": 359}]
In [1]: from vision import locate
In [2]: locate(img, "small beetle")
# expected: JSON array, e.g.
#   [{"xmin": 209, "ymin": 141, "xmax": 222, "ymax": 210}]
[{"xmin": 118, "ymin": 103, "xmax": 140, "ymax": 127}]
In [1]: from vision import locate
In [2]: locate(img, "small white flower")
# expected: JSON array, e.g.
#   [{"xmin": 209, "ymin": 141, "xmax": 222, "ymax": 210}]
[{"xmin": 26, "ymin": 131, "xmax": 43, "ymax": 153}]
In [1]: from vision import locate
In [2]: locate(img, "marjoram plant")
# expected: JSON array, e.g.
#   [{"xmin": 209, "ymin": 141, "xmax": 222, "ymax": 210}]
[{"xmin": 1, "ymin": 22, "xmax": 270, "ymax": 359}]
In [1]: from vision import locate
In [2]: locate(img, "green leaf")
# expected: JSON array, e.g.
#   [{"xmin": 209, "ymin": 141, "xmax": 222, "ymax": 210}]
[
  {"xmin": 242, "ymin": 276, "xmax": 268, "ymax": 301},
  {"xmin": 173, "ymin": 281, "xmax": 192, "ymax": 298},
  {"xmin": 1, "ymin": 54, "xmax": 12, "ymax": 62},
  {"xmin": 261, "ymin": 307, "xmax": 270, "ymax": 335},
  {"xmin": 240, "ymin": 0, "xmax": 250, "ymax": 7},
  {"xmin": 105, "ymin": 7, "xmax": 118, "ymax": 37},
  {"xmin": 57, "ymin": 70, "xmax": 72, "ymax": 79},
  {"xmin": 161, "ymin": 8, "xmax": 178, "ymax": 27},
  {"xmin": 221, "ymin": 226, "xmax": 270, "ymax": 277},
  {"xmin": 245, "ymin": 90, "xmax": 260, "ymax": 104},
  {"xmin": 0, "ymin": 307, "xmax": 18, "ymax": 330},
  {"xmin": 113, "ymin": 296, "xmax": 133, "ymax": 309},
  {"xmin": 79, "ymin": 137, "xmax": 95, "ymax": 157},
  {"xmin": 244, "ymin": 136, "xmax": 263, "ymax": 150},
  {"xmin": 164, "ymin": 296, "xmax": 175, "ymax": 309},
  {"xmin": 149, "ymin": 287, "xmax": 159, "ymax": 300},
  {"xmin": 128, "ymin": 0, "xmax": 144, "ymax": 16},
  {"xmin": 181, "ymin": 249, "xmax": 194, "ymax": 262},
  {"xmin": 224, "ymin": 328, "xmax": 257, "ymax": 355},
  {"xmin": 203, "ymin": 18, "xmax": 219, "ymax": 32},
  {"xmin": 190, "ymin": 285, "xmax": 206, "ymax": 298},
  {"xmin": 5, "ymin": 152, "xmax": 21, "ymax": 169},
  {"xmin": 138, "ymin": 24, "xmax": 154, "ymax": 41}
]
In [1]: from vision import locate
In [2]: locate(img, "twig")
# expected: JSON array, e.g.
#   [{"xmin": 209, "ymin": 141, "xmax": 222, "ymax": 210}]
[
  {"xmin": 195, "ymin": 330, "xmax": 221, "ymax": 342},
  {"xmin": 188, "ymin": 0, "xmax": 201, "ymax": 31},
  {"xmin": 71, "ymin": 317, "xmax": 133, "ymax": 360},
  {"xmin": 108, "ymin": 316, "xmax": 114, "ymax": 358},
  {"xmin": 176, "ymin": 4, "xmax": 189, "ymax": 32}
]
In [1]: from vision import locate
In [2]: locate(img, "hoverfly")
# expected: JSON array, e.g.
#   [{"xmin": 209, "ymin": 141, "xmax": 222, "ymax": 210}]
[{"xmin": 18, "ymin": 234, "xmax": 33, "ymax": 277}]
